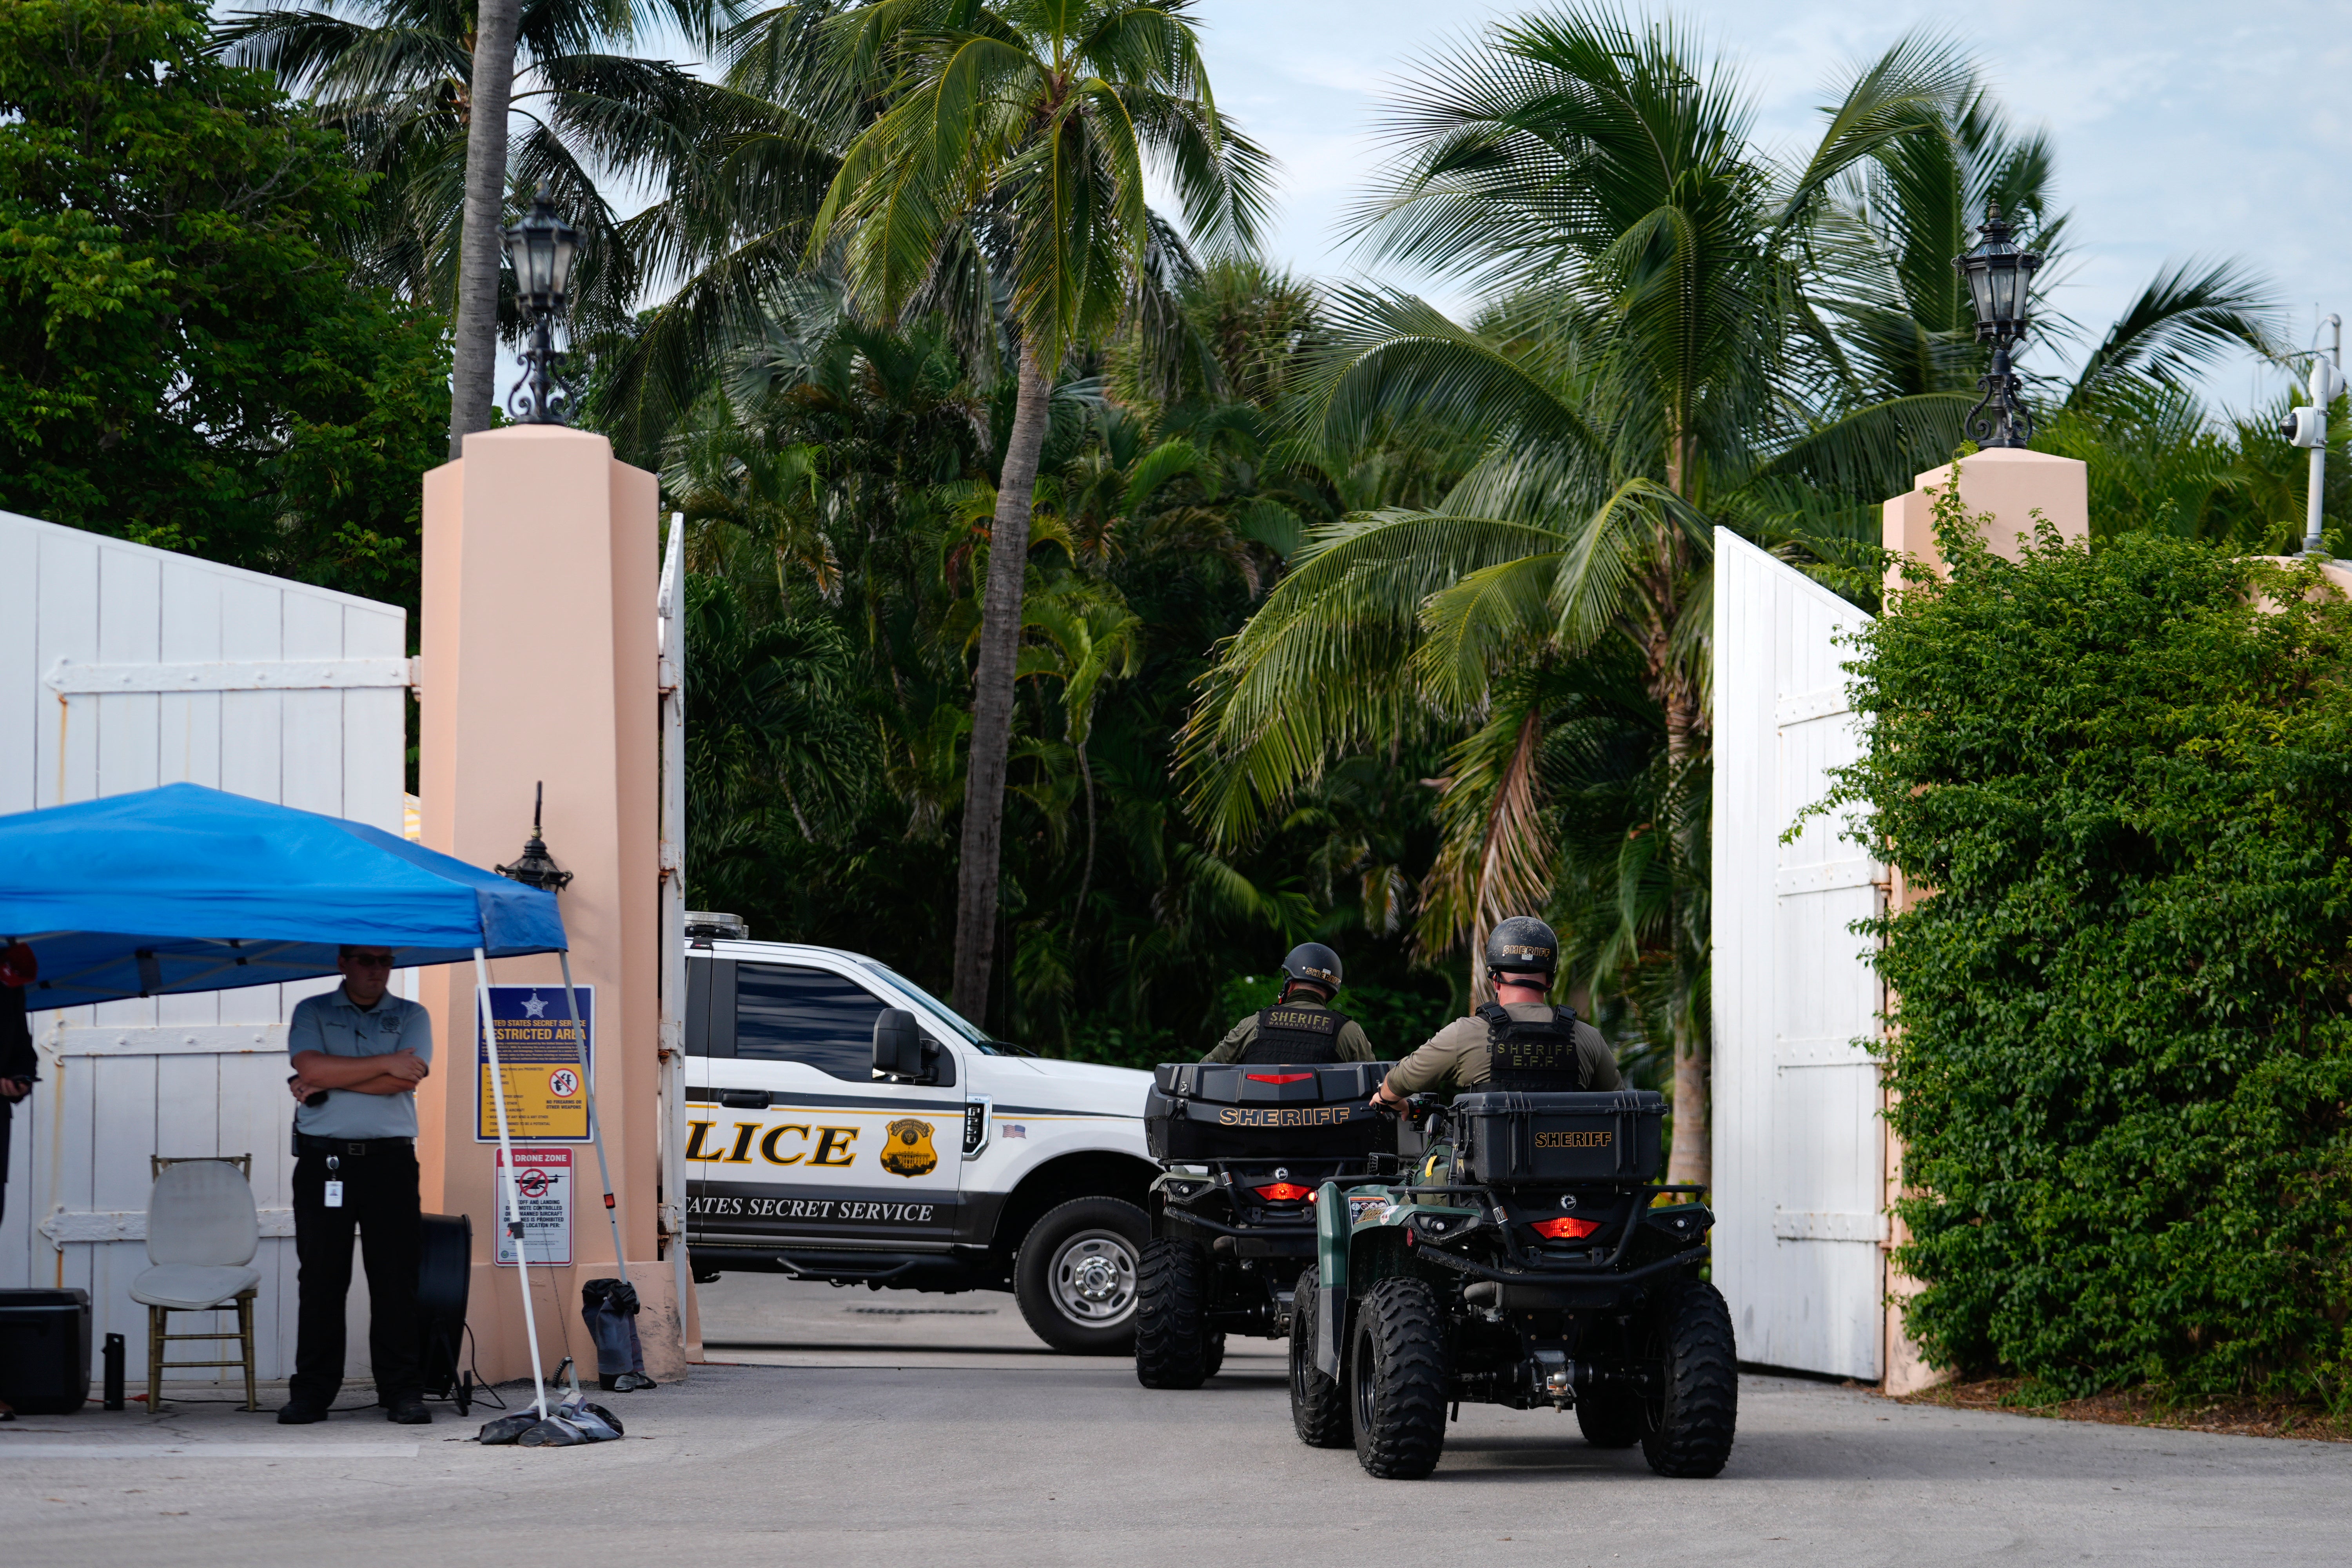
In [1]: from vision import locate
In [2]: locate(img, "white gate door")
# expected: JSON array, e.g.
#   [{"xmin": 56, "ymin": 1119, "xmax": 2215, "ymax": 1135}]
[
  {"xmin": 0, "ymin": 510, "xmax": 408, "ymax": 1384},
  {"xmin": 1711, "ymin": 528, "xmax": 1885, "ymax": 1379}
]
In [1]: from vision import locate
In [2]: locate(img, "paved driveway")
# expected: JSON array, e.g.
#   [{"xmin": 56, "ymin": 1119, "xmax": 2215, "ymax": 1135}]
[{"xmin": 1, "ymin": 1276, "xmax": 2341, "ymax": 1566}]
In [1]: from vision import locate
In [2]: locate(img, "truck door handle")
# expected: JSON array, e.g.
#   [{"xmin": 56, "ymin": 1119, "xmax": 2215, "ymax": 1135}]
[{"xmin": 719, "ymin": 1090, "xmax": 770, "ymax": 1109}]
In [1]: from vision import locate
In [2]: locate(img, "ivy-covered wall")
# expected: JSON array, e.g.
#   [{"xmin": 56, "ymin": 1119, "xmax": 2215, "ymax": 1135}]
[{"xmin": 1829, "ymin": 497, "xmax": 2352, "ymax": 1405}]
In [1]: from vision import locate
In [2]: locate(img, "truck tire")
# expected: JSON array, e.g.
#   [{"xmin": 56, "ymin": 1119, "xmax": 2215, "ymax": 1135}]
[
  {"xmin": 1134, "ymin": 1240, "xmax": 1210, "ymax": 1388},
  {"xmin": 1288, "ymin": 1266, "xmax": 1349, "ymax": 1448},
  {"xmin": 1014, "ymin": 1196, "xmax": 1147, "ymax": 1355},
  {"xmin": 1201, "ymin": 1330, "xmax": 1226, "ymax": 1379},
  {"xmin": 1576, "ymin": 1389, "xmax": 1643, "ymax": 1448},
  {"xmin": 1639, "ymin": 1279, "xmax": 1739, "ymax": 1478},
  {"xmin": 1350, "ymin": 1277, "xmax": 1448, "ymax": 1479}
]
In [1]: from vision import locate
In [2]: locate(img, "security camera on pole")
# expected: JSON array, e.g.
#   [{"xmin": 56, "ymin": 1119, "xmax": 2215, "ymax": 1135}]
[{"xmin": 2281, "ymin": 314, "xmax": 2343, "ymax": 559}]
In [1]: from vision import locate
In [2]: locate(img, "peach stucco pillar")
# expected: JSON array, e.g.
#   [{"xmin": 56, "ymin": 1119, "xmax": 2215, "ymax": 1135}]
[
  {"xmin": 1875, "ymin": 446, "xmax": 2087, "ymax": 1397},
  {"xmin": 1882, "ymin": 446, "xmax": 2088, "ymax": 599},
  {"xmin": 414, "ymin": 426, "xmax": 685, "ymax": 1383}
]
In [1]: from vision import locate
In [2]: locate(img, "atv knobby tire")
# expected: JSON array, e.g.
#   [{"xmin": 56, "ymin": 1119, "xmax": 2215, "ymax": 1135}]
[
  {"xmin": 1134, "ymin": 1240, "xmax": 1211, "ymax": 1388},
  {"xmin": 1287, "ymin": 1266, "xmax": 1349, "ymax": 1448},
  {"xmin": 1350, "ymin": 1277, "xmax": 1448, "ymax": 1479},
  {"xmin": 1640, "ymin": 1279, "xmax": 1738, "ymax": 1477},
  {"xmin": 1201, "ymin": 1329, "xmax": 1227, "ymax": 1380},
  {"xmin": 1575, "ymin": 1388, "xmax": 1643, "ymax": 1449}
]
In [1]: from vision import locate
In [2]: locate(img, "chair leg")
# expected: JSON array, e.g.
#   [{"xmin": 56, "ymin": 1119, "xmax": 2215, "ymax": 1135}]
[
  {"xmin": 238, "ymin": 1295, "xmax": 258, "ymax": 1412},
  {"xmin": 147, "ymin": 1307, "xmax": 165, "ymax": 1412}
]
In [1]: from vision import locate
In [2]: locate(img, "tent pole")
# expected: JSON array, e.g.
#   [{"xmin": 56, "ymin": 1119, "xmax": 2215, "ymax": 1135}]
[
  {"xmin": 475, "ymin": 947, "xmax": 548, "ymax": 1419},
  {"xmin": 557, "ymin": 948, "xmax": 630, "ymax": 1292}
]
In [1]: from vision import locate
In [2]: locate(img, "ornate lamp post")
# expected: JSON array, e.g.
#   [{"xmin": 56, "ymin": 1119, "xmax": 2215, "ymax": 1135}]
[
  {"xmin": 502, "ymin": 181, "xmax": 583, "ymax": 425},
  {"xmin": 1953, "ymin": 201, "xmax": 2043, "ymax": 448}
]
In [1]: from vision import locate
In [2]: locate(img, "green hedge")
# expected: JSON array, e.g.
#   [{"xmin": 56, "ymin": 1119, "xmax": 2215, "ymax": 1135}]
[{"xmin": 1830, "ymin": 500, "xmax": 2352, "ymax": 1405}]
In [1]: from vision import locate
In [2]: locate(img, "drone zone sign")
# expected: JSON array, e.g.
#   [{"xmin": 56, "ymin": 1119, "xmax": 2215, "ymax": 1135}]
[{"xmin": 494, "ymin": 1146, "xmax": 574, "ymax": 1267}]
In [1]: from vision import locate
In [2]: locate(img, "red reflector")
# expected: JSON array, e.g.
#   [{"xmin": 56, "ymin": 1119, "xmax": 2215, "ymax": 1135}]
[
  {"xmin": 1254, "ymin": 1183, "xmax": 1314, "ymax": 1202},
  {"xmin": 1245, "ymin": 1073, "xmax": 1314, "ymax": 1084},
  {"xmin": 1530, "ymin": 1216, "xmax": 1603, "ymax": 1241}
]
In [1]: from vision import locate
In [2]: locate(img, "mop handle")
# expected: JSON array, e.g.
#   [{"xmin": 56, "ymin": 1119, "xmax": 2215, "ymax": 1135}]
[{"xmin": 557, "ymin": 948, "xmax": 631, "ymax": 1294}]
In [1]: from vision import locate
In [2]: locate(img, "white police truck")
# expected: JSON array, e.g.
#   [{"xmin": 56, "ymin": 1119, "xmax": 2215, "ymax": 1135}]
[{"xmin": 682, "ymin": 925, "xmax": 1157, "ymax": 1352}]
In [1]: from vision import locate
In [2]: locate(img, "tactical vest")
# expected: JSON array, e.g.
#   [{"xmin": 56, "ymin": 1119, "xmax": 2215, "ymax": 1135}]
[
  {"xmin": 1475, "ymin": 1002, "xmax": 1590, "ymax": 1091},
  {"xmin": 1242, "ymin": 1003, "xmax": 1350, "ymax": 1065}
]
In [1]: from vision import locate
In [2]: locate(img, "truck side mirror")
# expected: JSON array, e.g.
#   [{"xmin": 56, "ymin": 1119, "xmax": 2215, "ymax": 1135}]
[{"xmin": 873, "ymin": 1009, "xmax": 923, "ymax": 1079}]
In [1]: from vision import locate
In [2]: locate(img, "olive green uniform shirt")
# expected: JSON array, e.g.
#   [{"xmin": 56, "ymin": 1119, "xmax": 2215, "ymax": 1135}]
[
  {"xmin": 1202, "ymin": 1000, "xmax": 1379, "ymax": 1064},
  {"xmin": 1382, "ymin": 1003, "xmax": 1619, "ymax": 1096}
]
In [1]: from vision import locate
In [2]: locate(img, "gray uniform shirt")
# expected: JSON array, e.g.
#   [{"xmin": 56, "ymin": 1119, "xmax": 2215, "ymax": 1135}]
[
  {"xmin": 1383, "ymin": 1003, "xmax": 1619, "ymax": 1096},
  {"xmin": 287, "ymin": 987, "xmax": 433, "ymax": 1140},
  {"xmin": 1203, "ymin": 1002, "xmax": 1379, "ymax": 1064}
]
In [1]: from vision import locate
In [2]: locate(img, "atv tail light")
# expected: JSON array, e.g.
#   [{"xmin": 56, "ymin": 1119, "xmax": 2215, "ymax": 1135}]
[
  {"xmin": 1254, "ymin": 1183, "xmax": 1314, "ymax": 1202},
  {"xmin": 1245, "ymin": 1073, "xmax": 1314, "ymax": 1084},
  {"xmin": 1530, "ymin": 1216, "xmax": 1603, "ymax": 1241}
]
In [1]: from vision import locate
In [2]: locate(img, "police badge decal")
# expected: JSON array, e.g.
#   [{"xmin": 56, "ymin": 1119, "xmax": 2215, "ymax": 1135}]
[{"xmin": 881, "ymin": 1118, "xmax": 939, "ymax": 1177}]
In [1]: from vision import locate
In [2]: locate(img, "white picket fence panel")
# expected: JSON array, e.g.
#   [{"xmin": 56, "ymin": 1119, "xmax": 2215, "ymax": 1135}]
[
  {"xmin": 1711, "ymin": 528, "xmax": 1886, "ymax": 1380},
  {"xmin": 1, "ymin": 510, "xmax": 407, "ymax": 1383}
]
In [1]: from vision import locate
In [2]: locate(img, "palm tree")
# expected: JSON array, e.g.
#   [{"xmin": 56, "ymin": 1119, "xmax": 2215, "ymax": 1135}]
[
  {"xmin": 1186, "ymin": 13, "xmax": 1978, "ymax": 1183},
  {"xmin": 802, "ymin": 0, "xmax": 1270, "ymax": 1025},
  {"xmin": 218, "ymin": 0, "xmax": 740, "ymax": 454}
]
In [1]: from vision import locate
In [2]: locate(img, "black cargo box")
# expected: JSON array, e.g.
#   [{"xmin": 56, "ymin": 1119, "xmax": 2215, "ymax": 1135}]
[
  {"xmin": 1450, "ymin": 1090, "xmax": 1665, "ymax": 1185},
  {"xmin": 1146, "ymin": 1062, "xmax": 1396, "ymax": 1162}
]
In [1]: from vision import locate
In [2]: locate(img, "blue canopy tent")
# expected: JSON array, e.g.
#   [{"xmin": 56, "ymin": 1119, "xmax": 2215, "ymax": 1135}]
[
  {"xmin": 0, "ymin": 783, "xmax": 565, "ymax": 1006},
  {"xmin": 0, "ymin": 782, "xmax": 583, "ymax": 1418}
]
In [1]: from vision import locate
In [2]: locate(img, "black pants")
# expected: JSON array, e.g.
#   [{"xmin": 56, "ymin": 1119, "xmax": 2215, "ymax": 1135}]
[{"xmin": 290, "ymin": 1146, "xmax": 421, "ymax": 1406}]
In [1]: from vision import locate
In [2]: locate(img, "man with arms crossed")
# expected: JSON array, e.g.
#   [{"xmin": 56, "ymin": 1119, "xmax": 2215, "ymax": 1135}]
[{"xmin": 281, "ymin": 946, "xmax": 433, "ymax": 1425}]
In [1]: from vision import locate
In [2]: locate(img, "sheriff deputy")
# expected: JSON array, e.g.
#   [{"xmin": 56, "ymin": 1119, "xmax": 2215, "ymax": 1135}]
[
  {"xmin": 279, "ymin": 945, "xmax": 433, "ymax": 1426},
  {"xmin": 1201, "ymin": 942, "xmax": 1379, "ymax": 1065},
  {"xmin": 1367, "ymin": 917, "xmax": 1619, "ymax": 1107}
]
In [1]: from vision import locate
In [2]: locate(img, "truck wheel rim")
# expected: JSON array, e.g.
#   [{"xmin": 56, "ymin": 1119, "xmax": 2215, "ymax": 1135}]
[{"xmin": 1049, "ymin": 1229, "xmax": 1138, "ymax": 1326}]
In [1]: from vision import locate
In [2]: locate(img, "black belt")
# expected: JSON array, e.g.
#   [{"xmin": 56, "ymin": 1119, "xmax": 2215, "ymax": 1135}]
[{"xmin": 295, "ymin": 1133, "xmax": 414, "ymax": 1157}]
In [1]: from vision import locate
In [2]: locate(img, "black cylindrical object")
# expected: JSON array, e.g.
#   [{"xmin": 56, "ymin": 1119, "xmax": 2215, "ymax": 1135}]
[{"xmin": 102, "ymin": 1332, "xmax": 124, "ymax": 1410}]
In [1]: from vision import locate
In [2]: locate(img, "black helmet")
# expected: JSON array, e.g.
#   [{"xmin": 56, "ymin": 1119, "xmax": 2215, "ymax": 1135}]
[
  {"xmin": 1484, "ymin": 916, "xmax": 1558, "ymax": 980},
  {"xmin": 1279, "ymin": 942, "xmax": 1343, "ymax": 994}
]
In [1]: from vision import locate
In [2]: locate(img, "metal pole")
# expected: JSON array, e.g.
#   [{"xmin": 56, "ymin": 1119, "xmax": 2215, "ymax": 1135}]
[
  {"xmin": 657, "ymin": 513, "xmax": 693, "ymax": 1358},
  {"xmin": 557, "ymin": 947, "xmax": 630, "ymax": 1290},
  {"xmin": 475, "ymin": 947, "xmax": 548, "ymax": 1419}
]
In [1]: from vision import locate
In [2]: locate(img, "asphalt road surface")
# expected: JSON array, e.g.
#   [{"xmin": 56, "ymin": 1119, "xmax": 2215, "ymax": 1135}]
[{"xmin": 2, "ymin": 1275, "xmax": 2343, "ymax": 1567}]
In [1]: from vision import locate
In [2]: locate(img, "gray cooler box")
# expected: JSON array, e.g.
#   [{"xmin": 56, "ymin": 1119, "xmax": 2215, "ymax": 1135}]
[
  {"xmin": 1145, "ymin": 1062, "xmax": 1396, "ymax": 1162},
  {"xmin": 1450, "ymin": 1089, "xmax": 1665, "ymax": 1185}
]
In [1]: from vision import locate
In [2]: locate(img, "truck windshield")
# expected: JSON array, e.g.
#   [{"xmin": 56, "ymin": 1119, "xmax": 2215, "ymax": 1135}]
[{"xmin": 858, "ymin": 961, "xmax": 1016, "ymax": 1055}]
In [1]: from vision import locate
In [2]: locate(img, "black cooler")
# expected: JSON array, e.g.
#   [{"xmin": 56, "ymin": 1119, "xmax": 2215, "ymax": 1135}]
[
  {"xmin": 1146, "ymin": 1062, "xmax": 1396, "ymax": 1162},
  {"xmin": 1450, "ymin": 1089, "xmax": 1665, "ymax": 1185},
  {"xmin": 0, "ymin": 1288, "xmax": 92, "ymax": 1414}
]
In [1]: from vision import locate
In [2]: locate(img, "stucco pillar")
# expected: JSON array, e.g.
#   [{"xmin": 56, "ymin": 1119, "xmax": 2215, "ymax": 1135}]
[
  {"xmin": 413, "ymin": 426, "xmax": 686, "ymax": 1383},
  {"xmin": 1876, "ymin": 447, "xmax": 2087, "ymax": 1397},
  {"xmin": 1882, "ymin": 447, "xmax": 2089, "ymax": 599}
]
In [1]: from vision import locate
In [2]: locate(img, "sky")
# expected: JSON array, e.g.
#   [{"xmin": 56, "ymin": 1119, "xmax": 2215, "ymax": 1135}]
[{"xmin": 1182, "ymin": 0, "xmax": 2352, "ymax": 414}]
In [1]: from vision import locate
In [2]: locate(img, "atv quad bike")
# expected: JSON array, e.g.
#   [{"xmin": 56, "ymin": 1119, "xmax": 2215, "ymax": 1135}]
[
  {"xmin": 1134, "ymin": 1062, "xmax": 1405, "ymax": 1389},
  {"xmin": 1295, "ymin": 1088, "xmax": 1735, "ymax": 1479}
]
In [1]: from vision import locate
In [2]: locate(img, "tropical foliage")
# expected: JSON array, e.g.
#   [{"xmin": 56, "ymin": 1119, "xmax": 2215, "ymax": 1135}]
[
  {"xmin": 1823, "ymin": 492, "xmax": 2352, "ymax": 1406},
  {"xmin": 1175, "ymin": 11, "xmax": 2287, "ymax": 1180},
  {"xmin": 0, "ymin": 0, "xmax": 450, "ymax": 608}
]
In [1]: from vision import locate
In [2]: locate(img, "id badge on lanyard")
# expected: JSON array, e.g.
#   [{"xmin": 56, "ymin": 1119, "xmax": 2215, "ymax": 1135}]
[{"xmin": 325, "ymin": 1154, "xmax": 344, "ymax": 1209}]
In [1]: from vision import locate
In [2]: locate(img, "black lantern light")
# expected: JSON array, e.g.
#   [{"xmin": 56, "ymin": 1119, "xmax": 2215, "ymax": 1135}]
[
  {"xmin": 1952, "ymin": 201, "xmax": 2043, "ymax": 448},
  {"xmin": 501, "ymin": 182, "xmax": 583, "ymax": 425},
  {"xmin": 495, "ymin": 782, "xmax": 574, "ymax": 894}
]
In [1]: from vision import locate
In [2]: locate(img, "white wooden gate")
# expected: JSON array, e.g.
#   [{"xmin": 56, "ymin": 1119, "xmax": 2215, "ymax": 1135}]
[
  {"xmin": 0, "ymin": 510, "xmax": 408, "ymax": 1383},
  {"xmin": 1711, "ymin": 528, "xmax": 1886, "ymax": 1379}
]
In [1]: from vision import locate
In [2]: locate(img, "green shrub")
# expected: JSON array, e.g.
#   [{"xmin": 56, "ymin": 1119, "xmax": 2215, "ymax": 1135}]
[{"xmin": 1828, "ymin": 498, "xmax": 2352, "ymax": 1406}]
